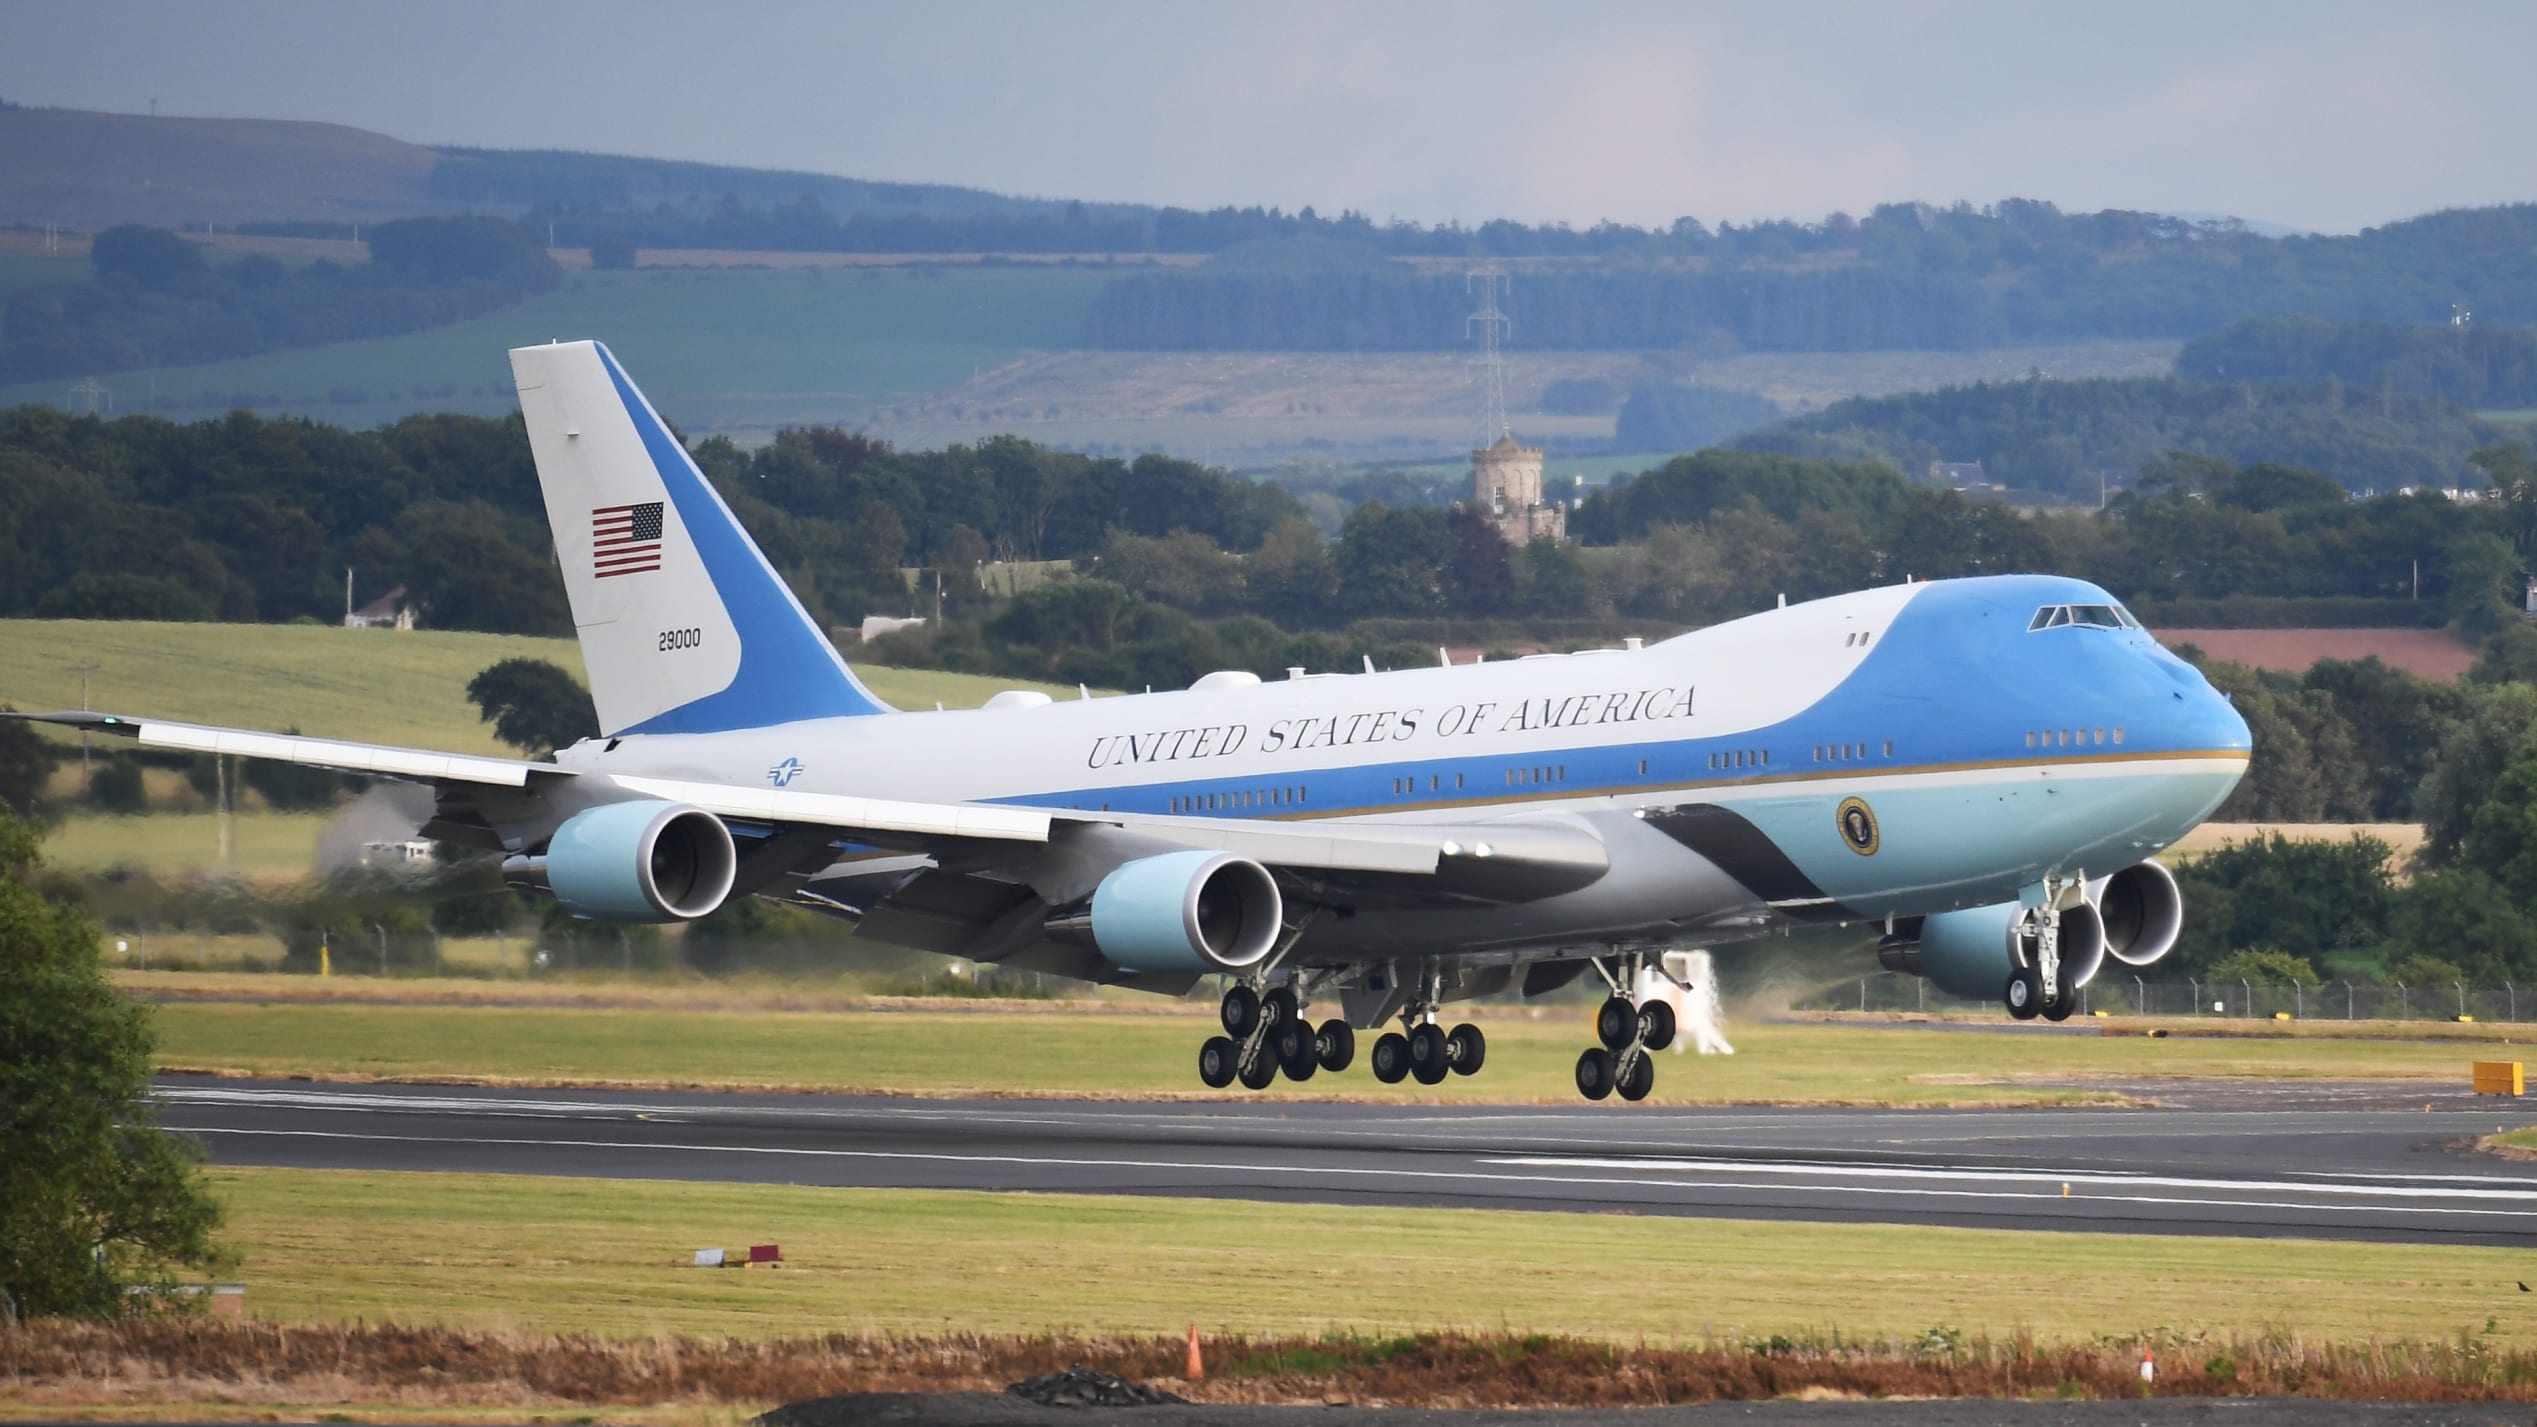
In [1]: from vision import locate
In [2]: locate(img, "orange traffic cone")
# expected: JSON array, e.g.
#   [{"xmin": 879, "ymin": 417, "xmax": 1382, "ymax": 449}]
[{"xmin": 1186, "ymin": 1324, "xmax": 1205, "ymax": 1381}]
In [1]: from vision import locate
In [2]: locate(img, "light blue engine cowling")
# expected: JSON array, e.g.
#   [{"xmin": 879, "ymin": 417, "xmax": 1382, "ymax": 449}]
[
  {"xmin": 538, "ymin": 800, "xmax": 738, "ymax": 922},
  {"xmin": 1879, "ymin": 861, "xmax": 2183, "ymax": 1000},
  {"xmin": 1084, "ymin": 850, "xmax": 1284, "ymax": 974}
]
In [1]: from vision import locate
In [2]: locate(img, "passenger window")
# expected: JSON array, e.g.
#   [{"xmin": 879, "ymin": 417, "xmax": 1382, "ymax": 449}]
[
  {"xmin": 2025, "ymin": 731, "xmax": 2035, "ymax": 748},
  {"xmin": 1883, "ymin": 740, "xmax": 1893, "ymax": 757}
]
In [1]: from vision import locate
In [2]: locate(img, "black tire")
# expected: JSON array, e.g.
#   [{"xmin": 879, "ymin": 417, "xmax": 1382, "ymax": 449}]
[
  {"xmin": 1370, "ymin": 1031, "xmax": 1411, "ymax": 1084},
  {"xmin": 1237, "ymin": 1043, "xmax": 1279, "ymax": 1090},
  {"xmin": 1221, "ymin": 983, "xmax": 1261, "ymax": 1037},
  {"xmin": 1408, "ymin": 1023, "xmax": 1450, "ymax": 1085},
  {"xmin": 1596, "ymin": 995, "xmax": 1636, "ymax": 1050},
  {"xmin": 1639, "ymin": 999, "xmax": 1678, "ymax": 1052},
  {"xmin": 1262, "ymin": 983, "xmax": 1300, "ymax": 1031},
  {"xmin": 1575, "ymin": 1046, "xmax": 1616, "ymax": 1101},
  {"xmin": 1617, "ymin": 1050, "xmax": 1655, "ymax": 1102},
  {"xmin": 2005, "ymin": 966, "xmax": 2041, "ymax": 1021},
  {"xmin": 1446, "ymin": 1023, "xmax": 1487, "ymax": 1076},
  {"xmin": 2041, "ymin": 983, "xmax": 2076, "ymax": 1023},
  {"xmin": 1275, "ymin": 1017, "xmax": 1318, "ymax": 1079},
  {"xmin": 1198, "ymin": 1035, "xmax": 1238, "ymax": 1089},
  {"xmin": 1316, "ymin": 1019, "xmax": 1355, "ymax": 1073}
]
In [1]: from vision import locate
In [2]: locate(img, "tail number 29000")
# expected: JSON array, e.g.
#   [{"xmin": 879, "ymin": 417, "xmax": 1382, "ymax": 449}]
[{"xmin": 657, "ymin": 628, "xmax": 703, "ymax": 652}]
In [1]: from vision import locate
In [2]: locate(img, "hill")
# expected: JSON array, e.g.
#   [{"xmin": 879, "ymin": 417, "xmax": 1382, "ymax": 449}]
[
  {"xmin": 0, "ymin": 619, "xmax": 1086, "ymax": 756},
  {"xmin": 0, "ymin": 107, "xmax": 443, "ymax": 229},
  {"xmin": 0, "ymin": 106, "xmax": 1077, "ymax": 232}
]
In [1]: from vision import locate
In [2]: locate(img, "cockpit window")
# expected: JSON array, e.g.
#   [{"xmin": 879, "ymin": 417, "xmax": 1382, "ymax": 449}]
[{"xmin": 2029, "ymin": 603, "xmax": 2143, "ymax": 632}]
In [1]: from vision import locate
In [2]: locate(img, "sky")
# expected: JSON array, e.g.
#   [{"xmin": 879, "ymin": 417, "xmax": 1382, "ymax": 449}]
[{"xmin": 5, "ymin": 0, "xmax": 2534, "ymax": 235}]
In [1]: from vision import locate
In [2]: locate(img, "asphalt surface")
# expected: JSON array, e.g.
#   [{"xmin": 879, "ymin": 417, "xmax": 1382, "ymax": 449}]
[
  {"xmin": 157, "ymin": 1074, "xmax": 2537, "ymax": 1246},
  {"xmin": 768, "ymin": 1396, "xmax": 2537, "ymax": 1426}
]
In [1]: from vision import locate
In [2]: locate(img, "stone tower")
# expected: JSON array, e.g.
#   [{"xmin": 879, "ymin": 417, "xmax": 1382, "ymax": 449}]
[{"xmin": 1473, "ymin": 435, "xmax": 1566, "ymax": 544}]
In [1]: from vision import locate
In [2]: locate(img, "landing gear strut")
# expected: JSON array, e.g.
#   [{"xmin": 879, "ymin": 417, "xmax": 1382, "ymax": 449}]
[
  {"xmin": 2004, "ymin": 885, "xmax": 2083, "ymax": 1023},
  {"xmin": 1575, "ymin": 951, "xmax": 1674, "ymax": 1103}
]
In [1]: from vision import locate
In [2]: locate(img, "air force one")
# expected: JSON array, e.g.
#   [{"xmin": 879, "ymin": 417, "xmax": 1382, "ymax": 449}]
[{"xmin": 14, "ymin": 342, "xmax": 2252, "ymax": 1101}]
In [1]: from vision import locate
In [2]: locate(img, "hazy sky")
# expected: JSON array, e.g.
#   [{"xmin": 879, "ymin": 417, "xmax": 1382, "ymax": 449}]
[{"xmin": 6, "ymin": 0, "xmax": 2533, "ymax": 234}]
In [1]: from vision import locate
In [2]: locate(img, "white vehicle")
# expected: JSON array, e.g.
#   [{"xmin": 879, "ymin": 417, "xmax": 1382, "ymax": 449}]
[{"xmin": 16, "ymin": 341, "xmax": 2250, "ymax": 1101}]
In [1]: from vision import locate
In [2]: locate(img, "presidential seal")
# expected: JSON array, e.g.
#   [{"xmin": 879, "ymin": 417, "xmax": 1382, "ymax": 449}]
[{"xmin": 1836, "ymin": 796, "xmax": 1880, "ymax": 856}]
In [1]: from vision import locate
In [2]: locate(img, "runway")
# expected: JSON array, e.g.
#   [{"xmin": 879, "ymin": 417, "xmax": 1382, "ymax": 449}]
[{"xmin": 157, "ymin": 1075, "xmax": 2537, "ymax": 1247}]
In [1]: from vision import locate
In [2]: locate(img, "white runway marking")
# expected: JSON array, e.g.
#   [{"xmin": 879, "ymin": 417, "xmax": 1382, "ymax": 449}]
[
  {"xmin": 1484, "ymin": 1155, "xmax": 2537, "ymax": 1201},
  {"xmin": 179, "ymin": 1125, "xmax": 2537, "ymax": 1223}
]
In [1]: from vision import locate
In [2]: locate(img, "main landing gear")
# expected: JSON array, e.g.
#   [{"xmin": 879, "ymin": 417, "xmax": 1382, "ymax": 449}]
[
  {"xmin": 1197, "ymin": 980, "xmax": 1355, "ymax": 1092},
  {"xmin": 1196, "ymin": 970, "xmax": 1484, "ymax": 1091},
  {"xmin": 1574, "ymin": 952, "xmax": 1675, "ymax": 1103},
  {"xmin": 2003, "ymin": 896, "xmax": 2080, "ymax": 1024}
]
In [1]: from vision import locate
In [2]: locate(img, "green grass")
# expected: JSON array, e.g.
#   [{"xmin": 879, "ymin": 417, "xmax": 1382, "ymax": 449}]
[
  {"xmin": 203, "ymin": 1165, "xmax": 2535, "ymax": 1346},
  {"xmin": 2500, "ymin": 1128, "xmax": 2537, "ymax": 1152},
  {"xmin": 0, "ymin": 266, "xmax": 1110, "ymax": 437},
  {"xmin": 144, "ymin": 1000, "xmax": 2495, "ymax": 1104},
  {"xmin": 48, "ymin": 810, "xmax": 336, "ymax": 878},
  {"xmin": 2475, "ymin": 409, "xmax": 2537, "ymax": 426},
  {"xmin": 0, "ymin": 618, "xmax": 1092, "ymax": 755}
]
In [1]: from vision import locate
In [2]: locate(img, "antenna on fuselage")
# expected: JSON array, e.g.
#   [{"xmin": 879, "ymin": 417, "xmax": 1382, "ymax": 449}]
[
  {"xmin": 1438, "ymin": 647, "xmax": 1449, "ymax": 668},
  {"xmin": 1362, "ymin": 655, "xmax": 1376, "ymax": 673}
]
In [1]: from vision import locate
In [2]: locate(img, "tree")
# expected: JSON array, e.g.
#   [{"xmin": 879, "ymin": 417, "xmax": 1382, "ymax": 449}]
[
  {"xmin": 89, "ymin": 225, "xmax": 209, "ymax": 293},
  {"xmin": 0, "ymin": 808, "xmax": 224, "ymax": 1317},
  {"xmin": 2205, "ymin": 947, "xmax": 2321, "ymax": 988},
  {"xmin": 0, "ymin": 714, "xmax": 57, "ymax": 818},
  {"xmin": 465, "ymin": 659, "xmax": 599, "ymax": 755}
]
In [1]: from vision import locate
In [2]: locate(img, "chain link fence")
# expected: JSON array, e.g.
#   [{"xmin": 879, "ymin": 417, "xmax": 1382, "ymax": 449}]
[{"xmin": 1806, "ymin": 971, "xmax": 2528, "ymax": 1024}]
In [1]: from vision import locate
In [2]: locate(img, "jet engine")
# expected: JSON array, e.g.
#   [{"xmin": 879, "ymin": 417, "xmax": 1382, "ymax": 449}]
[
  {"xmin": 2093, "ymin": 860, "xmax": 2184, "ymax": 968},
  {"xmin": 1876, "ymin": 859, "xmax": 2183, "ymax": 998},
  {"xmin": 1051, "ymin": 850, "xmax": 1284, "ymax": 975},
  {"xmin": 505, "ymin": 800, "xmax": 737, "ymax": 922}
]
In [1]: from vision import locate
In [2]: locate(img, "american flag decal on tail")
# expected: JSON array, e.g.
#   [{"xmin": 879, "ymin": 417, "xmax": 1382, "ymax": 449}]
[{"xmin": 592, "ymin": 502, "xmax": 665, "ymax": 578}]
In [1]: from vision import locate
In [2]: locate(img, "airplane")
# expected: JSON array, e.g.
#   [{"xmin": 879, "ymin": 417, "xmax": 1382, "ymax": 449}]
[{"xmin": 11, "ymin": 341, "xmax": 2252, "ymax": 1102}]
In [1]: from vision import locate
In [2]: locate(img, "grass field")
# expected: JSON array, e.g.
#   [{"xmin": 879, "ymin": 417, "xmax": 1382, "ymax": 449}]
[
  {"xmin": 2165, "ymin": 821, "xmax": 2425, "ymax": 863},
  {"xmin": 143, "ymin": 999, "xmax": 2502, "ymax": 1104},
  {"xmin": 0, "ymin": 265, "xmax": 1110, "ymax": 437},
  {"xmin": 0, "ymin": 618, "xmax": 1092, "ymax": 755},
  {"xmin": 197, "ymin": 1165, "xmax": 2534, "ymax": 1348}
]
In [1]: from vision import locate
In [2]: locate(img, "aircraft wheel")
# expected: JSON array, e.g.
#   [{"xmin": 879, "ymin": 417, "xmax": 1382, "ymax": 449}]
[
  {"xmin": 1237, "ymin": 1043, "xmax": 1279, "ymax": 1090},
  {"xmin": 1315, "ymin": 1019, "xmax": 1355, "ymax": 1073},
  {"xmin": 1617, "ymin": 1051, "xmax": 1656, "ymax": 1102},
  {"xmin": 1221, "ymin": 983, "xmax": 1261, "ymax": 1037},
  {"xmin": 1262, "ymin": 983, "xmax": 1300, "ymax": 1031},
  {"xmin": 2041, "ymin": 985, "xmax": 2076, "ymax": 1023},
  {"xmin": 1197, "ymin": 1035, "xmax": 1238, "ymax": 1089},
  {"xmin": 1446, "ymin": 1023, "xmax": 1487, "ymax": 1076},
  {"xmin": 1408, "ymin": 1022, "xmax": 1451, "ymax": 1085},
  {"xmin": 1596, "ymin": 995, "xmax": 1636, "ymax": 1050},
  {"xmin": 1575, "ymin": 1047, "xmax": 1616, "ymax": 1101},
  {"xmin": 1370, "ymin": 1032, "xmax": 1411, "ymax": 1084},
  {"xmin": 1639, "ymin": 999, "xmax": 1678, "ymax": 1051},
  {"xmin": 2004, "ymin": 966, "xmax": 2042, "ymax": 1021},
  {"xmin": 1275, "ymin": 1017, "xmax": 1318, "ymax": 1079}
]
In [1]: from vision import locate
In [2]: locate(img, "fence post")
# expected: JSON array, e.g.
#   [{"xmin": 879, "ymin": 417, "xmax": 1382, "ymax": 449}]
[
  {"xmin": 2456, "ymin": 980, "xmax": 2467, "ymax": 1019},
  {"xmin": 2135, "ymin": 975, "xmax": 2146, "ymax": 1015},
  {"xmin": 1860, "ymin": 976, "xmax": 1868, "ymax": 1013},
  {"xmin": 2190, "ymin": 978, "xmax": 2200, "ymax": 1013},
  {"xmin": 2241, "ymin": 979, "xmax": 2251, "ymax": 1019},
  {"xmin": 2511, "ymin": 982, "xmax": 2518, "ymax": 1024},
  {"xmin": 2345, "ymin": 980, "xmax": 2354, "ymax": 1021},
  {"xmin": 1918, "ymin": 979, "xmax": 1925, "ymax": 1013},
  {"xmin": 2397, "ymin": 981, "xmax": 2407, "ymax": 1021},
  {"xmin": 2294, "ymin": 981, "xmax": 2302, "ymax": 1020}
]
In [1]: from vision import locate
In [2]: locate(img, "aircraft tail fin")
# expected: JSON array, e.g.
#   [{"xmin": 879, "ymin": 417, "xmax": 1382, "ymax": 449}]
[{"xmin": 509, "ymin": 340, "xmax": 892, "ymax": 737}]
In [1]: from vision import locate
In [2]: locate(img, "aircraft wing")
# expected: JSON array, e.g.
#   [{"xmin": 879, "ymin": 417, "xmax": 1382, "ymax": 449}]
[
  {"xmin": 5, "ymin": 711, "xmax": 1608, "ymax": 899},
  {"xmin": 4, "ymin": 711, "xmax": 562, "ymax": 789}
]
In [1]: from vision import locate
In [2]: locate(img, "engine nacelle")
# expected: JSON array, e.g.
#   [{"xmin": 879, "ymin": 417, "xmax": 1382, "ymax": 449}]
[
  {"xmin": 517, "ymin": 800, "xmax": 737, "ymax": 922},
  {"xmin": 1881, "ymin": 899, "xmax": 2106, "ymax": 1001},
  {"xmin": 2093, "ymin": 860, "xmax": 2184, "ymax": 968},
  {"xmin": 1066, "ymin": 850, "xmax": 1284, "ymax": 975}
]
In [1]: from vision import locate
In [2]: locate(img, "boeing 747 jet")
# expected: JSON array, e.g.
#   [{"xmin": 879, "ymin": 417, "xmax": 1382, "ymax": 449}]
[{"xmin": 13, "ymin": 342, "xmax": 2252, "ymax": 1100}]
